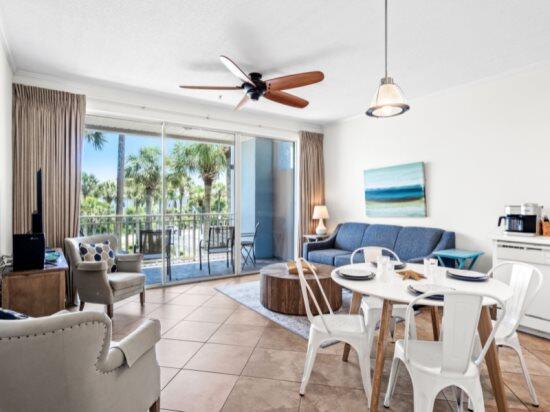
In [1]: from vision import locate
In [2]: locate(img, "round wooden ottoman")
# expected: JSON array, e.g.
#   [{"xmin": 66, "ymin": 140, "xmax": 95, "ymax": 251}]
[{"xmin": 259, "ymin": 262, "xmax": 342, "ymax": 315}]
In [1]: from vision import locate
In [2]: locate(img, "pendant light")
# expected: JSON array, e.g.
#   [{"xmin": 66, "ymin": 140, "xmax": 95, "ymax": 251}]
[{"xmin": 366, "ymin": 0, "xmax": 410, "ymax": 118}]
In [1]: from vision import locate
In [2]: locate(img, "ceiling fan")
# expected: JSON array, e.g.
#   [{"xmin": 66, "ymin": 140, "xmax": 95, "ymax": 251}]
[{"xmin": 180, "ymin": 55, "xmax": 324, "ymax": 111}]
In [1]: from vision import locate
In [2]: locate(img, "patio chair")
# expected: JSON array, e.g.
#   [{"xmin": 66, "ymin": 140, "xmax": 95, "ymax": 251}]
[
  {"xmin": 241, "ymin": 221, "xmax": 260, "ymax": 269},
  {"xmin": 136, "ymin": 228, "xmax": 173, "ymax": 281},
  {"xmin": 199, "ymin": 225, "xmax": 235, "ymax": 274}
]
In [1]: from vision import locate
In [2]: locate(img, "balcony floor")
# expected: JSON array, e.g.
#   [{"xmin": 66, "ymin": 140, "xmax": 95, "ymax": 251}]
[{"xmin": 142, "ymin": 257, "xmax": 281, "ymax": 285}]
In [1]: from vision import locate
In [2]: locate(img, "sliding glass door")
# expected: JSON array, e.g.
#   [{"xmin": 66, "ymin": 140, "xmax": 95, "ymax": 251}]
[
  {"xmin": 80, "ymin": 115, "xmax": 295, "ymax": 287},
  {"xmin": 81, "ymin": 117, "xmax": 164, "ymax": 286},
  {"xmin": 238, "ymin": 136, "xmax": 295, "ymax": 274},
  {"xmin": 162, "ymin": 124, "xmax": 235, "ymax": 284}
]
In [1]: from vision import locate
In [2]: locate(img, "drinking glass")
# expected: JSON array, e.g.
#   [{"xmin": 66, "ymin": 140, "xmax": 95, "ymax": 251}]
[
  {"xmin": 377, "ymin": 255, "xmax": 391, "ymax": 282},
  {"xmin": 423, "ymin": 258, "xmax": 439, "ymax": 283}
]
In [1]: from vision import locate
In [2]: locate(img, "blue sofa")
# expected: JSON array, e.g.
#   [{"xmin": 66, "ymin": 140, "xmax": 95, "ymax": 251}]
[{"xmin": 303, "ymin": 223, "xmax": 455, "ymax": 267}]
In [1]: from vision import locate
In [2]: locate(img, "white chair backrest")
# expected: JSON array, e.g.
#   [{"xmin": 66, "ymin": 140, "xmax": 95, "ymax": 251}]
[
  {"xmin": 350, "ymin": 246, "xmax": 401, "ymax": 265},
  {"xmin": 295, "ymin": 259, "xmax": 333, "ymax": 333},
  {"xmin": 403, "ymin": 291, "xmax": 505, "ymax": 374},
  {"xmin": 488, "ymin": 261, "xmax": 543, "ymax": 337}
]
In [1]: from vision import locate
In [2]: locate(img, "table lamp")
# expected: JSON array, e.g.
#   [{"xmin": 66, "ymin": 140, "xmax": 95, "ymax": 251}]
[{"xmin": 312, "ymin": 205, "xmax": 329, "ymax": 235}]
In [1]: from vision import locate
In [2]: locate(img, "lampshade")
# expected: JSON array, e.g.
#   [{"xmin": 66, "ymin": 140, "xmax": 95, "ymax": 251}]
[
  {"xmin": 366, "ymin": 77, "xmax": 410, "ymax": 118},
  {"xmin": 312, "ymin": 205, "xmax": 329, "ymax": 220}
]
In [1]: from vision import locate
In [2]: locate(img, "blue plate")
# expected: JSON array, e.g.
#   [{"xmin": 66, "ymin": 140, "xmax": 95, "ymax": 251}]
[{"xmin": 446, "ymin": 269, "xmax": 489, "ymax": 282}]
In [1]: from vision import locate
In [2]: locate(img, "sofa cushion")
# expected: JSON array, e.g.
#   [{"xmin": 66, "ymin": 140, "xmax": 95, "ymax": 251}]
[
  {"xmin": 334, "ymin": 223, "xmax": 368, "ymax": 252},
  {"xmin": 308, "ymin": 249, "xmax": 350, "ymax": 266},
  {"xmin": 394, "ymin": 227, "xmax": 443, "ymax": 261},
  {"xmin": 108, "ymin": 272, "xmax": 145, "ymax": 291},
  {"xmin": 360, "ymin": 224, "xmax": 401, "ymax": 250}
]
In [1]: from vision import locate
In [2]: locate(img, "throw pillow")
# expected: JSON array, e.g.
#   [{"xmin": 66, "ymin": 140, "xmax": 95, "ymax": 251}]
[{"xmin": 79, "ymin": 240, "xmax": 117, "ymax": 273}]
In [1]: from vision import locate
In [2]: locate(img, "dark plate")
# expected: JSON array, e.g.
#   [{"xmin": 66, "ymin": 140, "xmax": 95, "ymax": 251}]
[
  {"xmin": 447, "ymin": 273, "xmax": 489, "ymax": 282},
  {"xmin": 336, "ymin": 270, "xmax": 375, "ymax": 281},
  {"xmin": 407, "ymin": 284, "xmax": 454, "ymax": 301},
  {"xmin": 371, "ymin": 261, "xmax": 407, "ymax": 270}
]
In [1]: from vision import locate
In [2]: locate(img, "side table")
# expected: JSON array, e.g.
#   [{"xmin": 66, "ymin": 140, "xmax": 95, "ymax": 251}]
[
  {"xmin": 433, "ymin": 249, "xmax": 484, "ymax": 270},
  {"xmin": 1, "ymin": 248, "xmax": 68, "ymax": 316},
  {"xmin": 303, "ymin": 233, "xmax": 330, "ymax": 243}
]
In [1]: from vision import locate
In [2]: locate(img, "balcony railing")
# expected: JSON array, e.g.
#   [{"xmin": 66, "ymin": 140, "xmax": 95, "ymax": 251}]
[{"xmin": 79, "ymin": 213, "xmax": 234, "ymax": 262}]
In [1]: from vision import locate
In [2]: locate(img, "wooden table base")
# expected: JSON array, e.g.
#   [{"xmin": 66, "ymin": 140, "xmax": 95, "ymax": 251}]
[
  {"xmin": 341, "ymin": 296, "xmax": 509, "ymax": 412},
  {"xmin": 478, "ymin": 306, "xmax": 509, "ymax": 412}
]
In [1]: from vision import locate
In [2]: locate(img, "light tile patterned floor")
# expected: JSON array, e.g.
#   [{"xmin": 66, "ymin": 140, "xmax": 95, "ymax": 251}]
[{"xmin": 84, "ymin": 275, "xmax": 550, "ymax": 411}]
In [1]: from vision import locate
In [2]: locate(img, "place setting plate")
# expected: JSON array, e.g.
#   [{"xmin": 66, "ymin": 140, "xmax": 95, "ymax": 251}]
[
  {"xmin": 407, "ymin": 283, "xmax": 455, "ymax": 301},
  {"xmin": 371, "ymin": 261, "xmax": 407, "ymax": 270},
  {"xmin": 336, "ymin": 267, "xmax": 376, "ymax": 281},
  {"xmin": 446, "ymin": 268, "xmax": 489, "ymax": 282}
]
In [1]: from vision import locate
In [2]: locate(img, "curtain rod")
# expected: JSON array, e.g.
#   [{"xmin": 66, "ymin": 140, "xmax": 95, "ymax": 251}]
[{"xmin": 87, "ymin": 96, "xmax": 316, "ymax": 135}]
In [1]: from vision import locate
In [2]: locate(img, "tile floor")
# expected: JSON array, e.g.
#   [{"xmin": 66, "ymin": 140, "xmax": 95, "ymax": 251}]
[{"xmin": 82, "ymin": 274, "xmax": 550, "ymax": 411}]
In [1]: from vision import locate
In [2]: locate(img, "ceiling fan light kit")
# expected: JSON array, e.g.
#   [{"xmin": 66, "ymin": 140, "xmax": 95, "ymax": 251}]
[
  {"xmin": 180, "ymin": 55, "xmax": 324, "ymax": 111},
  {"xmin": 366, "ymin": 0, "xmax": 410, "ymax": 118}
]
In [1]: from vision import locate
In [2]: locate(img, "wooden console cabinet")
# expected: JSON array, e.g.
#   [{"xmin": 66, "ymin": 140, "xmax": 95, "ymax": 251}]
[{"xmin": 1, "ymin": 250, "xmax": 68, "ymax": 317}]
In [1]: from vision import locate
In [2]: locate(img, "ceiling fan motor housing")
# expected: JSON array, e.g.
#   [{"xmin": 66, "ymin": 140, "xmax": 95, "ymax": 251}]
[{"xmin": 244, "ymin": 72, "xmax": 266, "ymax": 100}]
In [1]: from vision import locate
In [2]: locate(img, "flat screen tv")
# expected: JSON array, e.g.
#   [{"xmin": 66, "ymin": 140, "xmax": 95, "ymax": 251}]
[{"xmin": 31, "ymin": 168, "xmax": 43, "ymax": 234}]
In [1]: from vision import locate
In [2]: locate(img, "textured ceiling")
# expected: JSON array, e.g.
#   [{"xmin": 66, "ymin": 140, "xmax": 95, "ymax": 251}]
[{"xmin": 1, "ymin": 0, "xmax": 550, "ymax": 123}]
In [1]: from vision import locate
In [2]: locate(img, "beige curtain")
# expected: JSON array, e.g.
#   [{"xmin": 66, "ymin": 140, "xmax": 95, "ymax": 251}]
[
  {"xmin": 299, "ymin": 131, "xmax": 325, "ymax": 255},
  {"xmin": 12, "ymin": 84, "xmax": 86, "ymax": 248}
]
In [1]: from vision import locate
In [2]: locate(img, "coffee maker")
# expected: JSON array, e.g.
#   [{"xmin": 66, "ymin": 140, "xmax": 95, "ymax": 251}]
[{"xmin": 498, "ymin": 203, "xmax": 542, "ymax": 235}]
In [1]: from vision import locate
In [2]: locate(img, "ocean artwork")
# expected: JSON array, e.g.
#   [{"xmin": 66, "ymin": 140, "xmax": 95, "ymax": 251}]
[{"xmin": 364, "ymin": 162, "xmax": 426, "ymax": 217}]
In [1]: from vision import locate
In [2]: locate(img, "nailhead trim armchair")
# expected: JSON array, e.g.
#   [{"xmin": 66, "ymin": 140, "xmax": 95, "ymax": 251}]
[{"xmin": 0, "ymin": 311, "xmax": 161, "ymax": 412}]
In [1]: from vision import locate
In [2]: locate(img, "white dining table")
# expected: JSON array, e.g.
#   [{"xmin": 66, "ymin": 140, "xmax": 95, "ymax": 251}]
[{"xmin": 331, "ymin": 263, "xmax": 513, "ymax": 412}]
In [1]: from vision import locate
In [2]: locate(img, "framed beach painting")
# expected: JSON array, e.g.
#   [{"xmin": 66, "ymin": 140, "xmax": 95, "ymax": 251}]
[{"xmin": 363, "ymin": 162, "xmax": 427, "ymax": 217}]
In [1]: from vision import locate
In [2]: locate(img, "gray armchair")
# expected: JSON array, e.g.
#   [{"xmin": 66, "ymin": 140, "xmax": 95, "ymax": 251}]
[
  {"xmin": 65, "ymin": 234, "xmax": 146, "ymax": 318},
  {"xmin": 0, "ymin": 311, "xmax": 161, "ymax": 412}
]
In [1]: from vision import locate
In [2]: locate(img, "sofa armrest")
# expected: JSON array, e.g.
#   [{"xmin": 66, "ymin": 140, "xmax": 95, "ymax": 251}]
[
  {"xmin": 302, "ymin": 226, "xmax": 339, "ymax": 260},
  {"xmin": 111, "ymin": 319, "xmax": 161, "ymax": 367},
  {"xmin": 433, "ymin": 231, "xmax": 456, "ymax": 253},
  {"xmin": 407, "ymin": 256, "xmax": 428, "ymax": 264},
  {"xmin": 116, "ymin": 253, "xmax": 143, "ymax": 273}
]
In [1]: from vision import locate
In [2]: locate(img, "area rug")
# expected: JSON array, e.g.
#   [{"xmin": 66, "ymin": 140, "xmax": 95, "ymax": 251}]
[{"xmin": 216, "ymin": 280, "xmax": 353, "ymax": 341}]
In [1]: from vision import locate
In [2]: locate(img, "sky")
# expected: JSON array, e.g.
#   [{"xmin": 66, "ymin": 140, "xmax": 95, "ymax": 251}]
[
  {"xmin": 82, "ymin": 130, "xmax": 227, "ymax": 184},
  {"xmin": 83, "ymin": 131, "xmax": 169, "ymax": 181}
]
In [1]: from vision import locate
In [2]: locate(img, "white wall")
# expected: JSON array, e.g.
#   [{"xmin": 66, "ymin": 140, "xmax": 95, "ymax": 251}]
[
  {"xmin": 323, "ymin": 63, "xmax": 550, "ymax": 270},
  {"xmin": 0, "ymin": 40, "xmax": 12, "ymax": 255}
]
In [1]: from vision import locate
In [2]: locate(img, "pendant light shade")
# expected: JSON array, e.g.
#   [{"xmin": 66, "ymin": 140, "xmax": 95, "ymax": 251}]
[
  {"xmin": 366, "ymin": 77, "xmax": 409, "ymax": 118},
  {"xmin": 366, "ymin": 0, "xmax": 409, "ymax": 118}
]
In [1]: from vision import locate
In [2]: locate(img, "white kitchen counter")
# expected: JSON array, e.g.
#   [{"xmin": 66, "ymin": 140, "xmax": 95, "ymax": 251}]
[{"xmin": 492, "ymin": 233, "xmax": 550, "ymax": 246}]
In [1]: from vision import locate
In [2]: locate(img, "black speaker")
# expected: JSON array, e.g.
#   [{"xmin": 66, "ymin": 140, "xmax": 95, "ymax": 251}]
[{"xmin": 12, "ymin": 233, "xmax": 45, "ymax": 271}]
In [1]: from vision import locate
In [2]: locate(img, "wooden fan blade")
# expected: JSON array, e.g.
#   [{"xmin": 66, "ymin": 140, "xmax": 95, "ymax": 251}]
[
  {"xmin": 264, "ymin": 91, "xmax": 309, "ymax": 108},
  {"xmin": 234, "ymin": 93, "xmax": 250, "ymax": 111},
  {"xmin": 265, "ymin": 71, "xmax": 324, "ymax": 91},
  {"xmin": 220, "ymin": 55, "xmax": 254, "ymax": 85},
  {"xmin": 179, "ymin": 85, "xmax": 243, "ymax": 90}
]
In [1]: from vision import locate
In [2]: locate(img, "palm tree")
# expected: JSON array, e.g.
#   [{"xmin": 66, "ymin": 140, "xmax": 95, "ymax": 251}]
[
  {"xmin": 212, "ymin": 181, "xmax": 227, "ymax": 212},
  {"xmin": 125, "ymin": 147, "xmax": 161, "ymax": 227},
  {"xmin": 184, "ymin": 143, "xmax": 226, "ymax": 234},
  {"xmin": 115, "ymin": 134, "xmax": 126, "ymax": 238},
  {"xmin": 168, "ymin": 143, "xmax": 193, "ymax": 214},
  {"xmin": 84, "ymin": 130, "xmax": 107, "ymax": 151},
  {"xmin": 223, "ymin": 146, "xmax": 232, "ymax": 211},
  {"xmin": 81, "ymin": 172, "xmax": 99, "ymax": 199},
  {"xmin": 96, "ymin": 180, "xmax": 117, "ymax": 207}
]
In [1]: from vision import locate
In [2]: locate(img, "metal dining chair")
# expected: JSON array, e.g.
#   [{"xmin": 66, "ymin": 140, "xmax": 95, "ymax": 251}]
[
  {"xmin": 241, "ymin": 221, "xmax": 260, "ymax": 269},
  {"xmin": 464, "ymin": 261, "xmax": 543, "ymax": 408},
  {"xmin": 199, "ymin": 225, "xmax": 235, "ymax": 274},
  {"xmin": 295, "ymin": 258, "xmax": 373, "ymax": 403},
  {"xmin": 137, "ymin": 228, "xmax": 173, "ymax": 281},
  {"xmin": 384, "ymin": 290, "xmax": 506, "ymax": 412},
  {"xmin": 350, "ymin": 246, "xmax": 417, "ymax": 343}
]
